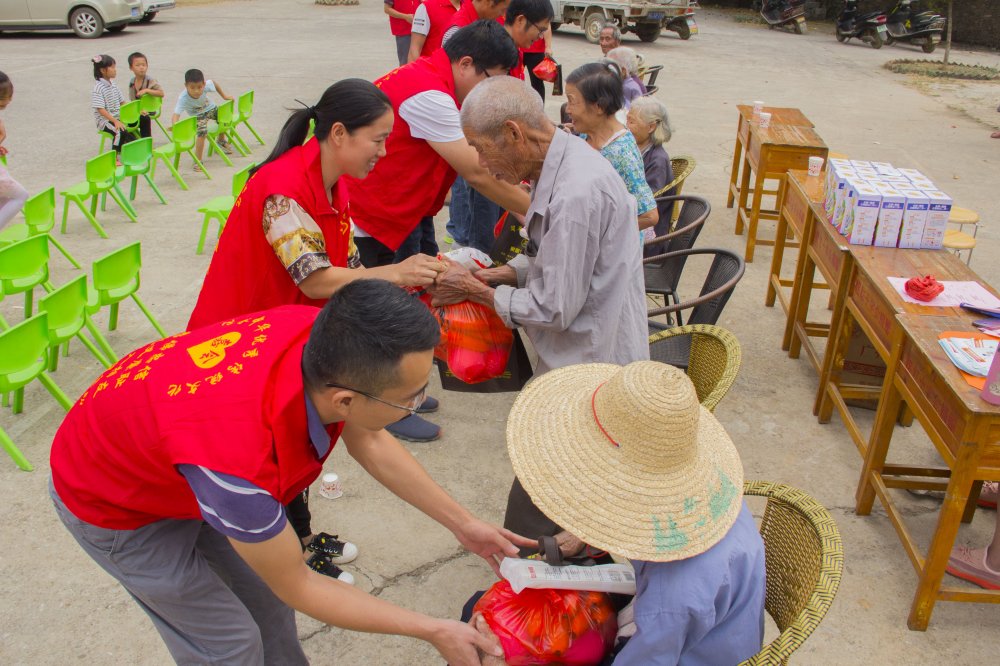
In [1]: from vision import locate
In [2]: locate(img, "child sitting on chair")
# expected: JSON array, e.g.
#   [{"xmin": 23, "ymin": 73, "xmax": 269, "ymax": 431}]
[
  {"xmin": 91, "ymin": 55, "xmax": 134, "ymax": 155},
  {"xmin": 171, "ymin": 69, "xmax": 234, "ymax": 170},
  {"xmin": 127, "ymin": 52, "xmax": 164, "ymax": 139},
  {"xmin": 0, "ymin": 71, "xmax": 29, "ymax": 231}
]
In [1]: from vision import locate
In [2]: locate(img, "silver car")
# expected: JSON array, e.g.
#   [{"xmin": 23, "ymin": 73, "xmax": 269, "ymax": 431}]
[{"xmin": 0, "ymin": 0, "xmax": 142, "ymax": 38}]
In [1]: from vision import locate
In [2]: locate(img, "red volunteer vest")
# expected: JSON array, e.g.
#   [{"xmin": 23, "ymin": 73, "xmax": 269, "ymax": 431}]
[
  {"xmin": 420, "ymin": 0, "xmax": 460, "ymax": 56},
  {"xmin": 50, "ymin": 306, "xmax": 343, "ymax": 530},
  {"xmin": 345, "ymin": 48, "xmax": 459, "ymax": 250},
  {"xmin": 187, "ymin": 139, "xmax": 351, "ymax": 331},
  {"xmin": 448, "ymin": 0, "xmax": 480, "ymax": 30},
  {"xmin": 389, "ymin": 0, "xmax": 419, "ymax": 35},
  {"xmin": 523, "ymin": 36, "xmax": 546, "ymax": 53}
]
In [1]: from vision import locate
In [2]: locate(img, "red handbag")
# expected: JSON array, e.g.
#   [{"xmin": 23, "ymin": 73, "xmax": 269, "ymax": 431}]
[{"xmin": 532, "ymin": 57, "xmax": 559, "ymax": 83}]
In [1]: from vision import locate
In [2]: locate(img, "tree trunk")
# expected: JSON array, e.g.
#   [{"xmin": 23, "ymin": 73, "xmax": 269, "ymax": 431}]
[{"xmin": 943, "ymin": 0, "xmax": 953, "ymax": 64}]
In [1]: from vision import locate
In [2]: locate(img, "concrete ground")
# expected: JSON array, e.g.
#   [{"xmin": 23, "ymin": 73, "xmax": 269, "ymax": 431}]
[{"xmin": 1, "ymin": 1, "xmax": 999, "ymax": 663}]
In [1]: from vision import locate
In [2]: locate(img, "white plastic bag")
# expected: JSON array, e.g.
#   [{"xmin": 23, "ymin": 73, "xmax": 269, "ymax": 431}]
[{"xmin": 444, "ymin": 247, "xmax": 493, "ymax": 271}]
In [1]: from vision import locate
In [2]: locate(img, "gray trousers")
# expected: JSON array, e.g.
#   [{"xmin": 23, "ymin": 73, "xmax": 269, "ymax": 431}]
[
  {"xmin": 50, "ymin": 480, "xmax": 308, "ymax": 665},
  {"xmin": 395, "ymin": 34, "xmax": 411, "ymax": 66}
]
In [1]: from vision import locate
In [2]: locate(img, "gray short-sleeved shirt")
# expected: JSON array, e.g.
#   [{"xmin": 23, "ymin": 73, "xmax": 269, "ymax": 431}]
[{"xmin": 493, "ymin": 129, "xmax": 649, "ymax": 374}]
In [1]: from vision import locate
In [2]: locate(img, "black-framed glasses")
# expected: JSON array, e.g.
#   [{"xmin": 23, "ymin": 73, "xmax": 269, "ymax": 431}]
[
  {"xmin": 326, "ymin": 382, "xmax": 427, "ymax": 416},
  {"xmin": 529, "ymin": 20, "xmax": 549, "ymax": 35}
]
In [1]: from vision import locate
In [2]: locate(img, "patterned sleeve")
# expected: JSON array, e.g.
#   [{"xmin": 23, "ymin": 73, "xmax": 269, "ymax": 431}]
[
  {"xmin": 621, "ymin": 144, "xmax": 657, "ymax": 216},
  {"xmin": 263, "ymin": 194, "xmax": 333, "ymax": 285}
]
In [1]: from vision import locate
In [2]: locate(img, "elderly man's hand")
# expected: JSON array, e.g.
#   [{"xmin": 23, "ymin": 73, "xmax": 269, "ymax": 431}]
[
  {"xmin": 555, "ymin": 530, "xmax": 587, "ymax": 558},
  {"xmin": 471, "ymin": 613, "xmax": 509, "ymax": 666},
  {"xmin": 475, "ymin": 265, "xmax": 517, "ymax": 288},
  {"xmin": 428, "ymin": 257, "xmax": 478, "ymax": 306}
]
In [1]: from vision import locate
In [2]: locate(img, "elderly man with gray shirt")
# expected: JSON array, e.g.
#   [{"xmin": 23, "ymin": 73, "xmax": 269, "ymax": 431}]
[{"xmin": 428, "ymin": 75, "xmax": 648, "ymax": 547}]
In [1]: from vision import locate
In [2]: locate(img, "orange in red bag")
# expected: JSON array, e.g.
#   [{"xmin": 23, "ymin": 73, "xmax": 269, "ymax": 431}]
[
  {"xmin": 532, "ymin": 57, "xmax": 559, "ymax": 83},
  {"xmin": 473, "ymin": 580, "xmax": 617, "ymax": 666}
]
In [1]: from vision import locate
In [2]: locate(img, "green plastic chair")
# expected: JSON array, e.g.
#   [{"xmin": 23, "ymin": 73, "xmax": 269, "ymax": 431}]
[
  {"xmin": 60, "ymin": 151, "xmax": 138, "ymax": 239},
  {"xmin": 40, "ymin": 275, "xmax": 116, "ymax": 372},
  {"xmin": 206, "ymin": 99, "xmax": 250, "ymax": 167},
  {"xmin": 0, "ymin": 187, "xmax": 81, "ymax": 269},
  {"xmin": 97, "ymin": 100, "xmax": 142, "ymax": 153},
  {"xmin": 0, "ymin": 234, "xmax": 53, "ymax": 329},
  {"xmin": 0, "ymin": 312, "xmax": 74, "ymax": 471},
  {"xmin": 234, "ymin": 90, "xmax": 265, "ymax": 146},
  {"xmin": 87, "ymin": 242, "xmax": 166, "ymax": 339},
  {"xmin": 114, "ymin": 138, "xmax": 167, "ymax": 206},
  {"xmin": 139, "ymin": 93, "xmax": 171, "ymax": 140},
  {"xmin": 152, "ymin": 116, "xmax": 209, "ymax": 188},
  {"xmin": 196, "ymin": 162, "xmax": 255, "ymax": 254}
]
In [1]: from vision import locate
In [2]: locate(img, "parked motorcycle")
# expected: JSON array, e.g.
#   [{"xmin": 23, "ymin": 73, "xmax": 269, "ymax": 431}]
[
  {"xmin": 883, "ymin": 0, "xmax": 946, "ymax": 53},
  {"xmin": 755, "ymin": 0, "xmax": 807, "ymax": 34},
  {"xmin": 836, "ymin": 0, "xmax": 887, "ymax": 49}
]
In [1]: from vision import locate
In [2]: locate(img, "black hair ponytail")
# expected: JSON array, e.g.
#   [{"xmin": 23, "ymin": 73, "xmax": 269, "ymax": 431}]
[{"xmin": 252, "ymin": 79, "xmax": 392, "ymax": 176}]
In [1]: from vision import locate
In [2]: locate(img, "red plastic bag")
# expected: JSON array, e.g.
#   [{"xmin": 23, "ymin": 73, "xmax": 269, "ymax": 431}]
[
  {"xmin": 904, "ymin": 275, "xmax": 944, "ymax": 302},
  {"xmin": 532, "ymin": 57, "xmax": 559, "ymax": 83},
  {"xmin": 418, "ymin": 293, "xmax": 514, "ymax": 384},
  {"xmin": 473, "ymin": 580, "xmax": 617, "ymax": 666}
]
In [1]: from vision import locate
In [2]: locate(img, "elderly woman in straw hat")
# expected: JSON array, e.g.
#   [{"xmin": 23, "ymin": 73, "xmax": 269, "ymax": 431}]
[{"xmin": 473, "ymin": 361, "xmax": 766, "ymax": 665}]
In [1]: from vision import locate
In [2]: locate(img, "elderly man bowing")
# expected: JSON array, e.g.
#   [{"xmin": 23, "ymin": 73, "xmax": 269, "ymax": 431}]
[{"xmin": 429, "ymin": 76, "xmax": 648, "ymax": 548}]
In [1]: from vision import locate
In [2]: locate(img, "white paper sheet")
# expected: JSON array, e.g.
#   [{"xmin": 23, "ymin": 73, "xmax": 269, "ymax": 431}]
[{"xmin": 887, "ymin": 277, "xmax": 1000, "ymax": 308}]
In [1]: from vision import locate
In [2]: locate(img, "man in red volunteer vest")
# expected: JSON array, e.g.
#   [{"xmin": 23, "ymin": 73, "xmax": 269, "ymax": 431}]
[
  {"xmin": 384, "ymin": 0, "xmax": 419, "ymax": 66},
  {"xmin": 407, "ymin": 0, "xmax": 460, "ymax": 63},
  {"xmin": 441, "ymin": 0, "xmax": 510, "ymax": 45},
  {"xmin": 50, "ymin": 280, "xmax": 532, "ymax": 666},
  {"xmin": 347, "ymin": 20, "xmax": 530, "ymax": 267}
]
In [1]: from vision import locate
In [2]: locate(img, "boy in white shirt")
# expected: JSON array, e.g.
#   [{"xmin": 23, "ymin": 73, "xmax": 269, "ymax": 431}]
[{"xmin": 171, "ymin": 68, "xmax": 234, "ymax": 168}]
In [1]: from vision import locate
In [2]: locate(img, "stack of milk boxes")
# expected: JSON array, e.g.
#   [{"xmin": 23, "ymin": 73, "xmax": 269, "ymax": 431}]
[{"xmin": 822, "ymin": 159, "xmax": 953, "ymax": 249}]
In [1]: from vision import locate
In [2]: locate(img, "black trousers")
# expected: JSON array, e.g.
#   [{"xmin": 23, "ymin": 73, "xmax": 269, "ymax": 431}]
[
  {"xmin": 521, "ymin": 52, "xmax": 547, "ymax": 103},
  {"xmin": 355, "ymin": 235, "xmax": 397, "ymax": 268},
  {"xmin": 286, "ymin": 489, "xmax": 312, "ymax": 541}
]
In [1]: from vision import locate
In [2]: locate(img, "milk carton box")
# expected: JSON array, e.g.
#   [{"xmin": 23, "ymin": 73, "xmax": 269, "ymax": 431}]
[
  {"xmin": 833, "ymin": 176, "xmax": 860, "ymax": 231},
  {"xmin": 875, "ymin": 166, "xmax": 901, "ymax": 177},
  {"xmin": 850, "ymin": 160, "xmax": 873, "ymax": 169},
  {"xmin": 871, "ymin": 161, "xmax": 896, "ymax": 172},
  {"xmin": 829, "ymin": 158, "xmax": 852, "ymax": 169},
  {"xmin": 909, "ymin": 177, "xmax": 936, "ymax": 191},
  {"xmin": 898, "ymin": 168, "xmax": 927, "ymax": 181},
  {"xmin": 854, "ymin": 167, "xmax": 880, "ymax": 180},
  {"xmin": 921, "ymin": 190, "xmax": 953, "ymax": 250},
  {"xmin": 898, "ymin": 189, "xmax": 930, "ymax": 249},
  {"xmin": 873, "ymin": 187, "xmax": 906, "ymax": 248},
  {"xmin": 881, "ymin": 175, "xmax": 911, "ymax": 185},
  {"xmin": 825, "ymin": 167, "xmax": 856, "ymax": 220},
  {"xmin": 843, "ymin": 181, "xmax": 881, "ymax": 246}
]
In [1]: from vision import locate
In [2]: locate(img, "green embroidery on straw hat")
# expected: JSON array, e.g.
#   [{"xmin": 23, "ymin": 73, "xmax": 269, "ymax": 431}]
[
  {"xmin": 653, "ymin": 515, "xmax": 689, "ymax": 552},
  {"xmin": 710, "ymin": 469, "xmax": 738, "ymax": 520}
]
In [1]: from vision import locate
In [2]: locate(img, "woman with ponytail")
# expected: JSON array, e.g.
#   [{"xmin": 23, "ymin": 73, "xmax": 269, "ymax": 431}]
[{"xmin": 187, "ymin": 79, "xmax": 447, "ymax": 579}]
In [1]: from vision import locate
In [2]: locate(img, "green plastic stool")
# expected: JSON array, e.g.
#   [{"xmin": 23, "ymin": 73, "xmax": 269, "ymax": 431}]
[
  {"xmin": 0, "ymin": 312, "xmax": 74, "ymax": 471},
  {"xmin": 114, "ymin": 138, "xmax": 167, "ymax": 206},
  {"xmin": 0, "ymin": 187, "xmax": 81, "ymax": 269},
  {"xmin": 60, "ymin": 151, "xmax": 138, "ymax": 239},
  {"xmin": 96, "ymin": 100, "xmax": 141, "ymax": 153},
  {"xmin": 206, "ymin": 99, "xmax": 250, "ymax": 166},
  {"xmin": 0, "ymin": 234, "xmax": 53, "ymax": 329},
  {"xmin": 234, "ymin": 90, "xmax": 265, "ymax": 146},
  {"xmin": 88, "ymin": 242, "xmax": 167, "ymax": 339},
  {"xmin": 40, "ymin": 275, "xmax": 116, "ymax": 372},
  {"xmin": 196, "ymin": 162, "xmax": 255, "ymax": 254},
  {"xmin": 139, "ymin": 94, "xmax": 171, "ymax": 141},
  {"xmin": 152, "ymin": 116, "xmax": 210, "ymax": 188}
]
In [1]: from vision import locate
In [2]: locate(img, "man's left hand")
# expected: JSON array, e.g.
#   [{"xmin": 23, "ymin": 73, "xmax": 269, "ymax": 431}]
[{"xmin": 454, "ymin": 518, "xmax": 537, "ymax": 576}]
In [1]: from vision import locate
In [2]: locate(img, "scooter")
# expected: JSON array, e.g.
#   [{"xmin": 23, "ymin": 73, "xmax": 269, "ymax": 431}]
[
  {"xmin": 883, "ymin": 0, "xmax": 946, "ymax": 53},
  {"xmin": 836, "ymin": 0, "xmax": 888, "ymax": 49},
  {"xmin": 756, "ymin": 0, "xmax": 807, "ymax": 34}
]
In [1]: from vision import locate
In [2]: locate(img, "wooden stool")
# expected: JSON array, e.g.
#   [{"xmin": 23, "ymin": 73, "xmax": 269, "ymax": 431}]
[
  {"xmin": 948, "ymin": 206, "xmax": 980, "ymax": 229},
  {"xmin": 943, "ymin": 228, "xmax": 977, "ymax": 264}
]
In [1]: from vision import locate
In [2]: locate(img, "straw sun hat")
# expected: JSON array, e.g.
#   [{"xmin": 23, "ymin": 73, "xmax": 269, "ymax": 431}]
[{"xmin": 506, "ymin": 361, "xmax": 744, "ymax": 562}]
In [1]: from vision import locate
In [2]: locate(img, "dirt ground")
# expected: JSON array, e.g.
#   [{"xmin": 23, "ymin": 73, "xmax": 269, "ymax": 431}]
[{"xmin": 1, "ymin": 1, "xmax": 999, "ymax": 664}]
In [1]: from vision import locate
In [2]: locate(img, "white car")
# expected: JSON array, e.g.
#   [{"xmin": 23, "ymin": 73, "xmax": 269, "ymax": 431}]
[
  {"xmin": 0, "ymin": 0, "xmax": 141, "ymax": 38},
  {"xmin": 138, "ymin": 0, "xmax": 175, "ymax": 23}
]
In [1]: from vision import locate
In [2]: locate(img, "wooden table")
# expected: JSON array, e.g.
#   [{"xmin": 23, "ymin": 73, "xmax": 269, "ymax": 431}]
[
  {"xmin": 816, "ymin": 247, "xmax": 988, "ymax": 459},
  {"xmin": 734, "ymin": 123, "xmax": 827, "ymax": 263},
  {"xmin": 855, "ymin": 313, "xmax": 1000, "ymax": 630},
  {"xmin": 726, "ymin": 105, "xmax": 814, "ymax": 211},
  {"xmin": 765, "ymin": 169, "xmax": 828, "ymax": 352}
]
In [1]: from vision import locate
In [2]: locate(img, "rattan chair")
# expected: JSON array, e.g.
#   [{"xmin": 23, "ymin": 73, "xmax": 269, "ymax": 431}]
[
  {"xmin": 643, "ymin": 195, "xmax": 711, "ymax": 306},
  {"xmin": 739, "ymin": 481, "xmax": 844, "ymax": 666},
  {"xmin": 653, "ymin": 156, "xmax": 696, "ymax": 226},
  {"xmin": 648, "ymin": 324, "xmax": 740, "ymax": 412},
  {"xmin": 647, "ymin": 247, "xmax": 745, "ymax": 330}
]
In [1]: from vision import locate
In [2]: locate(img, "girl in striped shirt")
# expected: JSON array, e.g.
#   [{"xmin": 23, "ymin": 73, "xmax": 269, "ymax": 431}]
[{"xmin": 90, "ymin": 54, "xmax": 132, "ymax": 155}]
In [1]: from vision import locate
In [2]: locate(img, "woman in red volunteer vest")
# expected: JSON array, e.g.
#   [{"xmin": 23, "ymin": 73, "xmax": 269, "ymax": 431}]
[
  {"xmin": 384, "ymin": 0, "xmax": 419, "ymax": 66},
  {"xmin": 408, "ymin": 0, "xmax": 461, "ymax": 63},
  {"xmin": 188, "ymin": 78, "xmax": 447, "ymax": 576}
]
